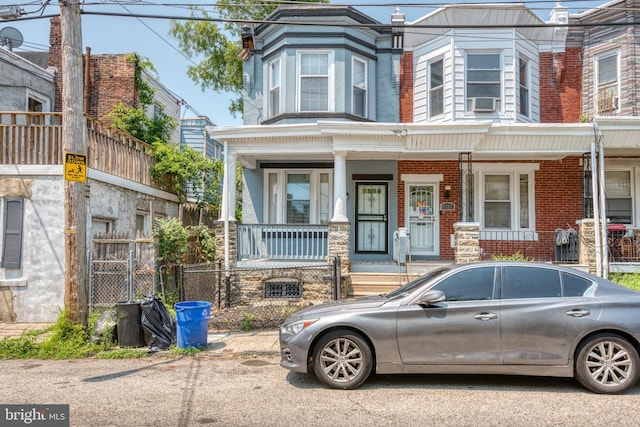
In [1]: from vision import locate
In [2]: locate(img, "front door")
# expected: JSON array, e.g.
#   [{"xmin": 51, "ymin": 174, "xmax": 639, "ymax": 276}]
[
  {"xmin": 355, "ymin": 182, "xmax": 388, "ymax": 253},
  {"xmin": 406, "ymin": 184, "xmax": 438, "ymax": 256}
]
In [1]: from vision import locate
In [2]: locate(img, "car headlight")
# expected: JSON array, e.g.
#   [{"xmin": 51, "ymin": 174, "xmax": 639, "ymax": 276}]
[{"xmin": 284, "ymin": 319, "xmax": 318, "ymax": 335}]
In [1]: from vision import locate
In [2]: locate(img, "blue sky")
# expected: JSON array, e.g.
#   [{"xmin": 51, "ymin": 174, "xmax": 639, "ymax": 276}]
[{"xmin": 1, "ymin": 1, "xmax": 607, "ymax": 126}]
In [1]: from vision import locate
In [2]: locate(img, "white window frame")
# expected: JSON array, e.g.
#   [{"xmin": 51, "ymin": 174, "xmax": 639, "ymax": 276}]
[
  {"xmin": 518, "ymin": 57, "xmax": 530, "ymax": 118},
  {"xmin": 465, "ymin": 51, "xmax": 502, "ymax": 112},
  {"xmin": 428, "ymin": 57, "xmax": 444, "ymax": 118},
  {"xmin": 595, "ymin": 50, "xmax": 621, "ymax": 115},
  {"xmin": 269, "ymin": 57, "xmax": 282, "ymax": 118},
  {"xmin": 474, "ymin": 163, "xmax": 538, "ymax": 237},
  {"xmin": 604, "ymin": 168, "xmax": 634, "ymax": 224},
  {"xmin": 297, "ymin": 51, "xmax": 334, "ymax": 113},
  {"xmin": 352, "ymin": 56, "xmax": 367, "ymax": 117},
  {"xmin": 263, "ymin": 169, "xmax": 333, "ymax": 224}
]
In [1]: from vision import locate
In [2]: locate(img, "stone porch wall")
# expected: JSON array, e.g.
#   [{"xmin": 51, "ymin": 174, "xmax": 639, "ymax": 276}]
[
  {"xmin": 215, "ymin": 221, "xmax": 349, "ymax": 305},
  {"xmin": 454, "ymin": 222, "xmax": 481, "ymax": 263}
]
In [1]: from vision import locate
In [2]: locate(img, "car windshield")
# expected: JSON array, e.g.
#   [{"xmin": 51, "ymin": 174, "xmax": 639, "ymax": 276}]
[{"xmin": 385, "ymin": 267, "xmax": 451, "ymax": 300}]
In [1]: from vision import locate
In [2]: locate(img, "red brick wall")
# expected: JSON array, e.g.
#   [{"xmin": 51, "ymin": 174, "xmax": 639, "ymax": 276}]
[
  {"xmin": 48, "ymin": 16, "xmax": 137, "ymax": 119},
  {"xmin": 398, "ymin": 161, "xmax": 460, "ymax": 259},
  {"xmin": 398, "ymin": 158, "xmax": 584, "ymax": 260},
  {"xmin": 399, "ymin": 51, "xmax": 414, "ymax": 123},
  {"xmin": 48, "ymin": 17, "xmax": 62, "ymax": 112},
  {"xmin": 539, "ymin": 48, "xmax": 583, "ymax": 123},
  {"xmin": 534, "ymin": 157, "xmax": 584, "ymax": 230},
  {"xmin": 86, "ymin": 55, "xmax": 138, "ymax": 120}
]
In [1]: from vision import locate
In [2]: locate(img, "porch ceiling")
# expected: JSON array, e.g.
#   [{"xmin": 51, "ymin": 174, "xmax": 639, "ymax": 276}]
[{"xmin": 210, "ymin": 119, "xmax": 640, "ymax": 167}]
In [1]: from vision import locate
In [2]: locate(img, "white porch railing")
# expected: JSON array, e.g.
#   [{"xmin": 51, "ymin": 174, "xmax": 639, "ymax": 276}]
[{"xmin": 237, "ymin": 224, "xmax": 328, "ymax": 261}]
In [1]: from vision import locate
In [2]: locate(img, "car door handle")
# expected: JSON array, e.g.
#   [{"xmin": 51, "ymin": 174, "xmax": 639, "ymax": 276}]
[
  {"xmin": 566, "ymin": 309, "xmax": 591, "ymax": 318},
  {"xmin": 474, "ymin": 312, "xmax": 497, "ymax": 321}
]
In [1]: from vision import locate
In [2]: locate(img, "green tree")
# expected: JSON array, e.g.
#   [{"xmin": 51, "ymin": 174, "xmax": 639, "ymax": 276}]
[{"xmin": 170, "ymin": 0, "xmax": 328, "ymax": 117}]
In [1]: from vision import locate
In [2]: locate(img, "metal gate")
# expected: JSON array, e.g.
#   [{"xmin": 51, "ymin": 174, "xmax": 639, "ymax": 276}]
[{"xmin": 89, "ymin": 232, "xmax": 156, "ymax": 312}]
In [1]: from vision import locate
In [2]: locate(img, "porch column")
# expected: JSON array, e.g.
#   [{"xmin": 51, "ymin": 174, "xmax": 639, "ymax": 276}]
[
  {"xmin": 219, "ymin": 149, "xmax": 237, "ymax": 222},
  {"xmin": 331, "ymin": 152, "xmax": 348, "ymax": 222},
  {"xmin": 454, "ymin": 222, "xmax": 481, "ymax": 263}
]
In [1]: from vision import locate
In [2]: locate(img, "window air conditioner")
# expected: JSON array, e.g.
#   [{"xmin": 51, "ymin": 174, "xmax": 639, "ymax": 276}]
[{"xmin": 468, "ymin": 97, "xmax": 497, "ymax": 112}]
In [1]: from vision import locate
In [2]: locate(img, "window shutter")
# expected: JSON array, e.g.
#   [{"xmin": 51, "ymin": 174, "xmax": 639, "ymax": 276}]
[{"xmin": 2, "ymin": 198, "xmax": 24, "ymax": 269}]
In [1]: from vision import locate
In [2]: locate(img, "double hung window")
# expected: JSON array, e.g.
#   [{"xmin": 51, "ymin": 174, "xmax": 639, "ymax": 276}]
[
  {"xmin": 429, "ymin": 58, "xmax": 444, "ymax": 117},
  {"xmin": 269, "ymin": 58, "xmax": 281, "ymax": 117},
  {"xmin": 352, "ymin": 57, "xmax": 367, "ymax": 117},
  {"xmin": 596, "ymin": 51, "xmax": 620, "ymax": 115},
  {"xmin": 519, "ymin": 58, "xmax": 529, "ymax": 117},
  {"xmin": 605, "ymin": 170, "xmax": 632, "ymax": 223},
  {"xmin": 466, "ymin": 53, "xmax": 501, "ymax": 112},
  {"xmin": 298, "ymin": 52, "xmax": 333, "ymax": 112}
]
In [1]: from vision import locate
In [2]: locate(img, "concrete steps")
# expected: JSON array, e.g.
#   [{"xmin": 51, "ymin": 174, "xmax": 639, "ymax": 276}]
[{"xmin": 348, "ymin": 272, "xmax": 420, "ymax": 297}]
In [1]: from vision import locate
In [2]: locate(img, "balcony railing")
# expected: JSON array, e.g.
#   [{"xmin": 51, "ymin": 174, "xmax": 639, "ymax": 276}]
[
  {"xmin": 0, "ymin": 111, "xmax": 159, "ymax": 189},
  {"xmin": 480, "ymin": 230, "xmax": 580, "ymax": 263},
  {"xmin": 237, "ymin": 224, "xmax": 328, "ymax": 261}
]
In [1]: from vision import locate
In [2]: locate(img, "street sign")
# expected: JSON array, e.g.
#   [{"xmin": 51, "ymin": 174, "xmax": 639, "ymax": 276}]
[{"xmin": 64, "ymin": 152, "xmax": 87, "ymax": 182}]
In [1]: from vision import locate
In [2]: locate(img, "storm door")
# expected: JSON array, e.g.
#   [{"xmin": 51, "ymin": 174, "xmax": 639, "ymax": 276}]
[
  {"xmin": 355, "ymin": 182, "xmax": 388, "ymax": 253},
  {"xmin": 407, "ymin": 184, "xmax": 438, "ymax": 255}
]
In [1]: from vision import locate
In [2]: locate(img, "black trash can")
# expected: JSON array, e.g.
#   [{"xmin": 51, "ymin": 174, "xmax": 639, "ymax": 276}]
[{"xmin": 116, "ymin": 301, "xmax": 146, "ymax": 347}]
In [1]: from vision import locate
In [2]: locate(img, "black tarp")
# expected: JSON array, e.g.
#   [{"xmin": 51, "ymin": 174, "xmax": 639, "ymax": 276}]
[{"xmin": 140, "ymin": 295, "xmax": 176, "ymax": 351}]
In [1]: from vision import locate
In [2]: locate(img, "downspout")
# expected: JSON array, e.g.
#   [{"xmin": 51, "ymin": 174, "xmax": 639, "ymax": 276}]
[
  {"xmin": 596, "ymin": 120, "xmax": 608, "ymax": 278},
  {"xmin": 591, "ymin": 119, "xmax": 607, "ymax": 278},
  {"xmin": 83, "ymin": 47, "xmax": 90, "ymax": 115}
]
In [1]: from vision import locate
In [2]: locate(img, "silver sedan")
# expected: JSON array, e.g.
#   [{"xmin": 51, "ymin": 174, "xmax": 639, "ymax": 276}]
[{"xmin": 279, "ymin": 262, "xmax": 640, "ymax": 393}]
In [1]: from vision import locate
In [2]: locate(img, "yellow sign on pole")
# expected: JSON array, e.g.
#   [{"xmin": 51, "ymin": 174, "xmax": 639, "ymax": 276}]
[{"xmin": 64, "ymin": 152, "xmax": 87, "ymax": 182}]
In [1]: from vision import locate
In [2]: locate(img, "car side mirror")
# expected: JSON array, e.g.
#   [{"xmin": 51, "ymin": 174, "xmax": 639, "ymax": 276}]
[{"xmin": 419, "ymin": 290, "xmax": 445, "ymax": 306}]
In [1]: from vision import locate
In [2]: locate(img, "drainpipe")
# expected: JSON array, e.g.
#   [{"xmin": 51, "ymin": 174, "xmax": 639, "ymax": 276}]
[{"xmin": 591, "ymin": 119, "xmax": 608, "ymax": 278}]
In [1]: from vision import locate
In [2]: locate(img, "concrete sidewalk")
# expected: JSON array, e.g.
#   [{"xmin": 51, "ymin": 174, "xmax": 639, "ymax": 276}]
[{"xmin": 0, "ymin": 323, "xmax": 281, "ymax": 358}]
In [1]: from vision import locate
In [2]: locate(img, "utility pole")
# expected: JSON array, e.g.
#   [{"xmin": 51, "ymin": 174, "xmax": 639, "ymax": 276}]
[{"xmin": 61, "ymin": 0, "xmax": 88, "ymax": 325}]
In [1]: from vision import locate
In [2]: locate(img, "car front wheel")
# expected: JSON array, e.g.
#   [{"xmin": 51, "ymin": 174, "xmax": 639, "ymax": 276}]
[
  {"xmin": 575, "ymin": 334, "xmax": 640, "ymax": 394},
  {"xmin": 313, "ymin": 330, "xmax": 373, "ymax": 390}
]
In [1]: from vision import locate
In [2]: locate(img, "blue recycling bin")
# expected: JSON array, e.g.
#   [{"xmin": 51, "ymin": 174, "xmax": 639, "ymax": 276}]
[{"xmin": 174, "ymin": 301, "xmax": 211, "ymax": 348}]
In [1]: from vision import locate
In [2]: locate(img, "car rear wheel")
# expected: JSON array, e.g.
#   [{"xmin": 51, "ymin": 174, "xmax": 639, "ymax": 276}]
[
  {"xmin": 575, "ymin": 334, "xmax": 640, "ymax": 394},
  {"xmin": 313, "ymin": 330, "xmax": 372, "ymax": 390}
]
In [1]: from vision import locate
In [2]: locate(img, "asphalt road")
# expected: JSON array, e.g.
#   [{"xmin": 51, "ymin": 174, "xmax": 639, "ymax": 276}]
[{"xmin": 1, "ymin": 356, "xmax": 639, "ymax": 426}]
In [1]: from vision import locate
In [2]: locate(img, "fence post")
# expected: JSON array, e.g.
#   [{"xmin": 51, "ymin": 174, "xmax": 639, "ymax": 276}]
[
  {"xmin": 216, "ymin": 260, "xmax": 222, "ymax": 309},
  {"xmin": 179, "ymin": 265, "xmax": 185, "ymax": 302},
  {"xmin": 335, "ymin": 256, "xmax": 341, "ymax": 300}
]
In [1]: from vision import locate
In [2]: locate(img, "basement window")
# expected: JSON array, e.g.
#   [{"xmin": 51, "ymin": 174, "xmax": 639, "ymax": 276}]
[{"xmin": 264, "ymin": 279, "xmax": 302, "ymax": 298}]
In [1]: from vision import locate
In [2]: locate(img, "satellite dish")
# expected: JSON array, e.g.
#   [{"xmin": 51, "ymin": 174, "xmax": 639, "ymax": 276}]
[{"xmin": 0, "ymin": 27, "xmax": 23, "ymax": 51}]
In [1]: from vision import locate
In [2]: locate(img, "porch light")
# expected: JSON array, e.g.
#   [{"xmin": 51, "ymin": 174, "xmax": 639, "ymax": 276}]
[{"xmin": 444, "ymin": 185, "xmax": 451, "ymax": 199}]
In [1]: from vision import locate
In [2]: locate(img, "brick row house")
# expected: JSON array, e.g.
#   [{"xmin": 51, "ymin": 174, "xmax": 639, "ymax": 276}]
[
  {"xmin": 211, "ymin": 1, "xmax": 640, "ymax": 299},
  {"xmin": 0, "ymin": 18, "xmax": 184, "ymax": 322}
]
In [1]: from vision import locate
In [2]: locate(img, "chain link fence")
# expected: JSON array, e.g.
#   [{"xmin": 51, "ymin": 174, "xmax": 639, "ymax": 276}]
[{"xmin": 89, "ymin": 232, "xmax": 156, "ymax": 313}]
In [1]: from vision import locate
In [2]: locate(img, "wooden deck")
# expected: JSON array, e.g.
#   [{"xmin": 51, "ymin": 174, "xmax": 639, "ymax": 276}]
[{"xmin": 0, "ymin": 111, "xmax": 159, "ymax": 189}]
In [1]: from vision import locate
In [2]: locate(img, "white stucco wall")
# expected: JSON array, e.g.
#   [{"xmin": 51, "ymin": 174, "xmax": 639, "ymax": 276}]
[{"xmin": 0, "ymin": 176, "xmax": 65, "ymax": 322}]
